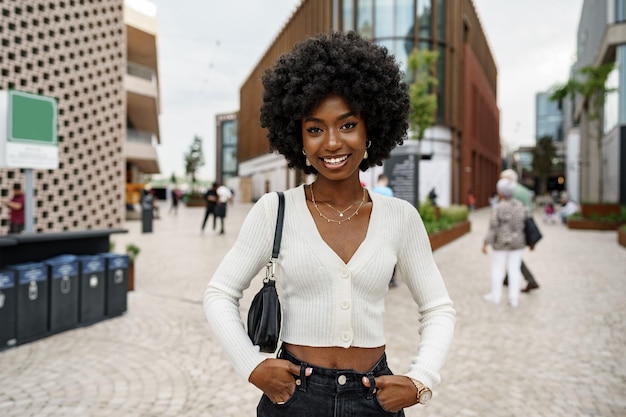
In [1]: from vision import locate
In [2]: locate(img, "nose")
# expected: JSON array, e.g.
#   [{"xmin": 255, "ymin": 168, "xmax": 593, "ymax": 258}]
[{"xmin": 323, "ymin": 128, "xmax": 342, "ymax": 151}]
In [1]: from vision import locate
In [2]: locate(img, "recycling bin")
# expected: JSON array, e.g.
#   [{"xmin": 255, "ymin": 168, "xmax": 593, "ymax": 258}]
[
  {"xmin": 101, "ymin": 253, "xmax": 128, "ymax": 317},
  {"xmin": 45, "ymin": 254, "xmax": 79, "ymax": 334},
  {"xmin": 7, "ymin": 262, "xmax": 48, "ymax": 344},
  {"xmin": 0, "ymin": 269, "xmax": 17, "ymax": 349},
  {"xmin": 76, "ymin": 255, "xmax": 105, "ymax": 325}
]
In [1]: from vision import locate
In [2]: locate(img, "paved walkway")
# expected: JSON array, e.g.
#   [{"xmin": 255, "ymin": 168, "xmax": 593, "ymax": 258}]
[{"xmin": 1, "ymin": 200, "xmax": 625, "ymax": 416}]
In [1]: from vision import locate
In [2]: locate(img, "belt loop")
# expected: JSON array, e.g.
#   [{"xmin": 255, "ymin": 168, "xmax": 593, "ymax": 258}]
[
  {"xmin": 365, "ymin": 372, "xmax": 376, "ymax": 399},
  {"xmin": 298, "ymin": 363, "xmax": 309, "ymax": 392}
]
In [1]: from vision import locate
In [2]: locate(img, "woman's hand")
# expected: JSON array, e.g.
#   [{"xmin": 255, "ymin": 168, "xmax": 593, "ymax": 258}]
[
  {"xmin": 249, "ymin": 359, "xmax": 312, "ymax": 404},
  {"xmin": 362, "ymin": 375, "xmax": 418, "ymax": 412}
]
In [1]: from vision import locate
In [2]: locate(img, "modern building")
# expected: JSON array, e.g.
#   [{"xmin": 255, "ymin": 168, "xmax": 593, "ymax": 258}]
[
  {"xmin": 0, "ymin": 0, "xmax": 161, "ymax": 233},
  {"xmin": 124, "ymin": 0, "xmax": 161, "ymax": 185},
  {"xmin": 231, "ymin": 0, "xmax": 499, "ymax": 208},
  {"xmin": 558, "ymin": 0, "xmax": 625, "ymax": 204},
  {"xmin": 534, "ymin": 91, "xmax": 566, "ymax": 194}
]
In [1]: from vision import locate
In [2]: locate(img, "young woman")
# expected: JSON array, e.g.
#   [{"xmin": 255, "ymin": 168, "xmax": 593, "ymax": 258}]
[{"xmin": 204, "ymin": 31, "xmax": 455, "ymax": 416}]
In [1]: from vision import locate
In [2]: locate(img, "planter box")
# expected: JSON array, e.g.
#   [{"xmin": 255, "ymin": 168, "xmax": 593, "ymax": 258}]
[
  {"xmin": 567, "ymin": 218, "xmax": 623, "ymax": 231},
  {"xmin": 580, "ymin": 203, "xmax": 621, "ymax": 218},
  {"xmin": 429, "ymin": 221, "xmax": 471, "ymax": 251},
  {"xmin": 619, "ymin": 228, "xmax": 626, "ymax": 248},
  {"xmin": 185, "ymin": 195, "xmax": 206, "ymax": 207}
]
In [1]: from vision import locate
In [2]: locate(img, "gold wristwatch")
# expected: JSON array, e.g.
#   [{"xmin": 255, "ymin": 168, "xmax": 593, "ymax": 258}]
[{"xmin": 409, "ymin": 378, "xmax": 432, "ymax": 404}]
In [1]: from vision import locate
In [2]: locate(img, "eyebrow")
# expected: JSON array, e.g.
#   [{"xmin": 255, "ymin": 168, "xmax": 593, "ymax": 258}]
[{"xmin": 303, "ymin": 111, "xmax": 357, "ymax": 123}]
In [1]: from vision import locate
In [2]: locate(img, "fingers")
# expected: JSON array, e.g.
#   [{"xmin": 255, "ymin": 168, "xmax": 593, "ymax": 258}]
[{"xmin": 288, "ymin": 363, "xmax": 313, "ymax": 377}]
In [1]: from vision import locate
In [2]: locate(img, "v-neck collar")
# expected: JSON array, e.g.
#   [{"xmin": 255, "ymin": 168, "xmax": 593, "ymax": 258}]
[{"xmin": 293, "ymin": 184, "xmax": 378, "ymax": 268}]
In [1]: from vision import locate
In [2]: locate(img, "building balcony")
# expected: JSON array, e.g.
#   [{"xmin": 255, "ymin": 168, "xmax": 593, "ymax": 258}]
[{"xmin": 125, "ymin": 128, "xmax": 160, "ymax": 174}]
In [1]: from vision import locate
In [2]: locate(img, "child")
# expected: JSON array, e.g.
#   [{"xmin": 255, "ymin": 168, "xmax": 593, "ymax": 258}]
[{"xmin": 543, "ymin": 202, "xmax": 557, "ymax": 224}]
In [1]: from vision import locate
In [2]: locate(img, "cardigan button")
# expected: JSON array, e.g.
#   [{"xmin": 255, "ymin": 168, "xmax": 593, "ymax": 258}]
[
  {"xmin": 340, "ymin": 300, "xmax": 351, "ymax": 310},
  {"xmin": 340, "ymin": 268, "xmax": 350, "ymax": 278}
]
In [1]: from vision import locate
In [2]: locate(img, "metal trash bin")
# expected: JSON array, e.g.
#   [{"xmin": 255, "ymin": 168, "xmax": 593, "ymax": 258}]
[
  {"xmin": 76, "ymin": 255, "xmax": 105, "ymax": 325},
  {"xmin": 45, "ymin": 254, "xmax": 79, "ymax": 334},
  {"xmin": 101, "ymin": 253, "xmax": 128, "ymax": 317},
  {"xmin": 141, "ymin": 192, "xmax": 153, "ymax": 233},
  {"xmin": 0, "ymin": 269, "xmax": 17, "ymax": 350},
  {"xmin": 7, "ymin": 262, "xmax": 48, "ymax": 345}
]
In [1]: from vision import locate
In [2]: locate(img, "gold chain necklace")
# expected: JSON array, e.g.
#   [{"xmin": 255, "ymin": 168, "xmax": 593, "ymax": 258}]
[{"xmin": 310, "ymin": 183, "xmax": 366, "ymax": 225}]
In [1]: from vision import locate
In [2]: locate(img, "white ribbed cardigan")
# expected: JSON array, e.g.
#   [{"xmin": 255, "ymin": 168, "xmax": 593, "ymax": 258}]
[{"xmin": 203, "ymin": 184, "xmax": 455, "ymax": 388}]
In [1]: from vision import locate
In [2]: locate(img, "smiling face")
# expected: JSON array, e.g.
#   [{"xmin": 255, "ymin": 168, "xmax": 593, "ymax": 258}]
[{"xmin": 301, "ymin": 94, "xmax": 368, "ymax": 182}]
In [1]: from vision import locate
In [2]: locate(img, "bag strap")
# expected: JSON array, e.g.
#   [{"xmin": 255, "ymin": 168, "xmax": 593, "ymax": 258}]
[
  {"xmin": 266, "ymin": 192, "xmax": 284, "ymax": 282},
  {"xmin": 272, "ymin": 192, "xmax": 285, "ymax": 259}
]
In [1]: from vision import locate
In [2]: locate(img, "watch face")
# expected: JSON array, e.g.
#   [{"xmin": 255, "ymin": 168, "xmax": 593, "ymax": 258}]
[{"xmin": 419, "ymin": 390, "xmax": 432, "ymax": 404}]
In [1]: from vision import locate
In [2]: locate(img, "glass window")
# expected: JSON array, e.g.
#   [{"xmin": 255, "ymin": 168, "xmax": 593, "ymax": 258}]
[
  {"xmin": 342, "ymin": 0, "xmax": 354, "ymax": 31},
  {"xmin": 617, "ymin": 0, "xmax": 626, "ymax": 22},
  {"xmin": 397, "ymin": 0, "xmax": 414, "ymax": 39},
  {"xmin": 367, "ymin": 0, "xmax": 413, "ymax": 39},
  {"xmin": 223, "ymin": 147, "xmax": 237, "ymax": 174},
  {"xmin": 375, "ymin": 0, "xmax": 394, "ymax": 38},
  {"xmin": 357, "ymin": 0, "xmax": 374, "ymax": 39},
  {"xmin": 436, "ymin": 0, "xmax": 445, "ymax": 40},
  {"xmin": 222, "ymin": 120, "xmax": 238, "ymax": 146},
  {"xmin": 417, "ymin": 0, "xmax": 432, "ymax": 40}
]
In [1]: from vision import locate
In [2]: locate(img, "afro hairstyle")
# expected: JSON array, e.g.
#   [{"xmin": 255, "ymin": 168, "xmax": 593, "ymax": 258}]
[{"xmin": 260, "ymin": 30, "xmax": 410, "ymax": 175}]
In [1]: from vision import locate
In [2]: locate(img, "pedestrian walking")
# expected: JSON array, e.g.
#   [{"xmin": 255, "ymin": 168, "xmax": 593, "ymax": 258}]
[
  {"xmin": 500, "ymin": 169, "xmax": 540, "ymax": 292},
  {"xmin": 482, "ymin": 178, "xmax": 528, "ymax": 307},
  {"xmin": 169, "ymin": 187, "xmax": 179, "ymax": 215},
  {"xmin": 203, "ymin": 31, "xmax": 455, "ymax": 416},
  {"xmin": 213, "ymin": 184, "xmax": 232, "ymax": 235},
  {"xmin": 200, "ymin": 183, "xmax": 218, "ymax": 234}
]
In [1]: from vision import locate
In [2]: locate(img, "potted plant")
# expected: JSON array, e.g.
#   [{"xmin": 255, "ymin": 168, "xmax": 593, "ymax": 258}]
[{"xmin": 126, "ymin": 243, "xmax": 140, "ymax": 291}]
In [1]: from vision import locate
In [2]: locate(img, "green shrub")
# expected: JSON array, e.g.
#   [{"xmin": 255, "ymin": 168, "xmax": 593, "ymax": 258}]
[
  {"xmin": 420, "ymin": 203, "xmax": 468, "ymax": 235},
  {"xmin": 440, "ymin": 205, "xmax": 469, "ymax": 223}
]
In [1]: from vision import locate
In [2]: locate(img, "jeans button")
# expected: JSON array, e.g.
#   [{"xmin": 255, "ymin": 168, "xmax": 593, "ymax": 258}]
[{"xmin": 337, "ymin": 375, "xmax": 347, "ymax": 385}]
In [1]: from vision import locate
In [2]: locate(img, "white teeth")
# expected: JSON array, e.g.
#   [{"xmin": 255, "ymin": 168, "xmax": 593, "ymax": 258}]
[{"xmin": 323, "ymin": 155, "xmax": 348, "ymax": 164}]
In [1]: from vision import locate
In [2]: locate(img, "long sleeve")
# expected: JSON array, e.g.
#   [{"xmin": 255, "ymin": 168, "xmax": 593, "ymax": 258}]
[
  {"xmin": 203, "ymin": 193, "xmax": 278, "ymax": 380},
  {"xmin": 395, "ymin": 204, "xmax": 456, "ymax": 388}
]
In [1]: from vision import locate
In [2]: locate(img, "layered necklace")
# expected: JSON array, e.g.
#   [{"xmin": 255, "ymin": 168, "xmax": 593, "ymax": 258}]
[{"xmin": 309, "ymin": 183, "xmax": 367, "ymax": 225}]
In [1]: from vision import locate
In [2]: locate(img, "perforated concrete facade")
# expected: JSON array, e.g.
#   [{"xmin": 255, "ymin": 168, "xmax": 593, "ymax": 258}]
[{"xmin": 0, "ymin": 0, "xmax": 126, "ymax": 233}]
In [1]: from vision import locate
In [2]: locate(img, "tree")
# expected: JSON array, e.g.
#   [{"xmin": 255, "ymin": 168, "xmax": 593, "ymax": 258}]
[
  {"xmin": 184, "ymin": 135, "xmax": 205, "ymax": 191},
  {"xmin": 532, "ymin": 135, "xmax": 557, "ymax": 196},
  {"xmin": 406, "ymin": 48, "xmax": 439, "ymax": 209},
  {"xmin": 407, "ymin": 48, "xmax": 439, "ymax": 141},
  {"xmin": 550, "ymin": 62, "xmax": 615, "ymax": 202}
]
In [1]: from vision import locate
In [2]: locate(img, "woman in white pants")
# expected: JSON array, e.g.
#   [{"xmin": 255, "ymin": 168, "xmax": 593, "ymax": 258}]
[{"xmin": 482, "ymin": 178, "xmax": 528, "ymax": 308}]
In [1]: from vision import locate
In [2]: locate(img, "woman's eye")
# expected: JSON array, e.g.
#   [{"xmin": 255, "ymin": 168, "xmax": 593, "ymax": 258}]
[
  {"xmin": 341, "ymin": 122, "xmax": 357, "ymax": 130},
  {"xmin": 305, "ymin": 127, "xmax": 323, "ymax": 134}
]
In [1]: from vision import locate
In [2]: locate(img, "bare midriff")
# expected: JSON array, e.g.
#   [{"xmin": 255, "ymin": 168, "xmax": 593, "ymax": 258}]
[{"xmin": 283, "ymin": 343, "xmax": 386, "ymax": 373}]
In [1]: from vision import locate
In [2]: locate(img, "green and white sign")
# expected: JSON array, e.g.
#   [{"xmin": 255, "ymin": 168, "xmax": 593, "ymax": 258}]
[{"xmin": 0, "ymin": 90, "xmax": 58, "ymax": 169}]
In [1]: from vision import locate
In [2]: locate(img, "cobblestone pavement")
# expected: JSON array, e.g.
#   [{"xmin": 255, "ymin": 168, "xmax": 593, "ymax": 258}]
[{"xmin": 1, "ymin": 200, "xmax": 625, "ymax": 417}]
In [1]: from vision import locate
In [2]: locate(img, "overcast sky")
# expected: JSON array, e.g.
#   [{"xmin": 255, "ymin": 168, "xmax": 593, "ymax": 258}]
[{"xmin": 149, "ymin": 0, "xmax": 584, "ymax": 181}]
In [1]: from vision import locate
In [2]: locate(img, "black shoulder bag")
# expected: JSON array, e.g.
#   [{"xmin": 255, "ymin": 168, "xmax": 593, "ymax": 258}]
[
  {"xmin": 524, "ymin": 216, "xmax": 543, "ymax": 247},
  {"xmin": 247, "ymin": 192, "xmax": 284, "ymax": 353}
]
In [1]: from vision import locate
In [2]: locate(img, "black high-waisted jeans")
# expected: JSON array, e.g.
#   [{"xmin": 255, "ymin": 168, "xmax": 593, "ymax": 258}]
[{"xmin": 256, "ymin": 347, "xmax": 405, "ymax": 417}]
